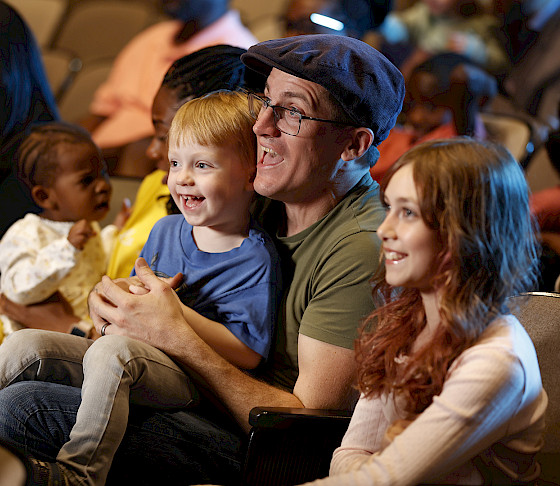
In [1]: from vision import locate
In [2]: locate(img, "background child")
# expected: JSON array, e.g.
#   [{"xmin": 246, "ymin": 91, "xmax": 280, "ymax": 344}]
[
  {"xmin": 0, "ymin": 45, "xmax": 266, "ymax": 335},
  {"xmin": 375, "ymin": 0, "xmax": 508, "ymax": 79},
  {"xmin": 302, "ymin": 138, "xmax": 545, "ymax": 485},
  {"xmin": 0, "ymin": 122, "xmax": 116, "ymax": 339},
  {"xmin": 372, "ymin": 53, "xmax": 496, "ymax": 182},
  {"xmin": 0, "ymin": 1, "xmax": 59, "ymax": 239},
  {"xmin": 0, "ymin": 90, "xmax": 280, "ymax": 486}
]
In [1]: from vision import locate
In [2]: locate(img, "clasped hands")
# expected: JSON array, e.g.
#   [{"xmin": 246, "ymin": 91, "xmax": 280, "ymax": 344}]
[{"xmin": 88, "ymin": 257, "xmax": 185, "ymax": 345}]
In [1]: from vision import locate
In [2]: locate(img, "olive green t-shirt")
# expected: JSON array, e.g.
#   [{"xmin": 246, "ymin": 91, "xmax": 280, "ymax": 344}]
[{"xmin": 261, "ymin": 174, "xmax": 385, "ymax": 391}]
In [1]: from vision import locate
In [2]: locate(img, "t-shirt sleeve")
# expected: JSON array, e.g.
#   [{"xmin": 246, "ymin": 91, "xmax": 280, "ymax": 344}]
[{"xmin": 299, "ymin": 231, "xmax": 380, "ymax": 349}]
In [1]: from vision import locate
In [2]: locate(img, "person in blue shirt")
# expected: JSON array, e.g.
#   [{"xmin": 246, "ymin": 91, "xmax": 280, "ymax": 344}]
[
  {"xmin": 0, "ymin": 1, "xmax": 59, "ymax": 238},
  {"xmin": 0, "ymin": 90, "xmax": 281, "ymax": 486},
  {"xmin": 134, "ymin": 90, "xmax": 280, "ymax": 365}
]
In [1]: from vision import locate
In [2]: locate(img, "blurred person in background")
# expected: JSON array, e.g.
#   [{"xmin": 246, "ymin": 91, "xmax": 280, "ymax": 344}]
[
  {"xmin": 0, "ymin": 1, "xmax": 59, "ymax": 238},
  {"xmin": 373, "ymin": 0, "xmax": 508, "ymax": 80},
  {"xmin": 80, "ymin": 0, "xmax": 257, "ymax": 177},
  {"xmin": 494, "ymin": 0, "xmax": 560, "ymax": 127},
  {"xmin": 372, "ymin": 53, "xmax": 496, "ymax": 182}
]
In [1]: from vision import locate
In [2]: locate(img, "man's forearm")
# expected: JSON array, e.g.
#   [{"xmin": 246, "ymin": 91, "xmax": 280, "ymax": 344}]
[
  {"xmin": 162, "ymin": 325, "xmax": 303, "ymax": 432},
  {"xmin": 180, "ymin": 304, "xmax": 262, "ymax": 370}
]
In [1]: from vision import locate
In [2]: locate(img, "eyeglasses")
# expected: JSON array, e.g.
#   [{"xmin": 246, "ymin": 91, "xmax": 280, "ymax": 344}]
[{"xmin": 247, "ymin": 92, "xmax": 354, "ymax": 137}]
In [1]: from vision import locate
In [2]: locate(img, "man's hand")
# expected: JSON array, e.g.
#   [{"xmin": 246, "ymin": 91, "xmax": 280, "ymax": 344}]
[
  {"xmin": 88, "ymin": 258, "xmax": 186, "ymax": 346},
  {"xmin": 0, "ymin": 292, "xmax": 79, "ymax": 333}
]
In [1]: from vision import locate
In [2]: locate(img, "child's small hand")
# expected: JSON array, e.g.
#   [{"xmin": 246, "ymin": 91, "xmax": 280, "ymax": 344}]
[
  {"xmin": 129, "ymin": 281, "xmax": 149, "ymax": 295},
  {"xmin": 103, "ymin": 276, "xmax": 151, "ymax": 295},
  {"xmin": 128, "ymin": 271, "xmax": 184, "ymax": 295},
  {"xmin": 68, "ymin": 219, "xmax": 96, "ymax": 250},
  {"xmin": 113, "ymin": 198, "xmax": 132, "ymax": 230}
]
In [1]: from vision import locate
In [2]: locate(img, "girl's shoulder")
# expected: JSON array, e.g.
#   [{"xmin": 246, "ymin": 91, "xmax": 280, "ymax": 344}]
[
  {"xmin": 467, "ymin": 314, "xmax": 530, "ymax": 353},
  {"xmin": 453, "ymin": 314, "xmax": 540, "ymax": 379},
  {"xmin": 479, "ymin": 314, "xmax": 529, "ymax": 343}
]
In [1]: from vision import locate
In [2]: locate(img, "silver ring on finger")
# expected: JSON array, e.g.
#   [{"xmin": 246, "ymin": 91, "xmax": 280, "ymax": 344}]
[{"xmin": 101, "ymin": 322, "xmax": 110, "ymax": 336}]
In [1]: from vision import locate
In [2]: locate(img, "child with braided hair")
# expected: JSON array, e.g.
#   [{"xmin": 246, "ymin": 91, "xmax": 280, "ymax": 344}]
[{"xmin": 0, "ymin": 122, "xmax": 115, "ymax": 339}]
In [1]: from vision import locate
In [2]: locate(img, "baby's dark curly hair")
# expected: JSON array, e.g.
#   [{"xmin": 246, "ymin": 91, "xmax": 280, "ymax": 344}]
[{"xmin": 18, "ymin": 122, "xmax": 97, "ymax": 189}]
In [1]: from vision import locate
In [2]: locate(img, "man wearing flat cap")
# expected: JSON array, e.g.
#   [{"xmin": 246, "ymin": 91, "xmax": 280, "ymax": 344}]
[
  {"xmin": 0, "ymin": 35, "xmax": 404, "ymax": 484},
  {"xmin": 239, "ymin": 34, "xmax": 404, "ymax": 401}
]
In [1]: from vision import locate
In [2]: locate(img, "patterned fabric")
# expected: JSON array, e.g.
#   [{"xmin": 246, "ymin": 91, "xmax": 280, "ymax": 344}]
[{"xmin": 0, "ymin": 213, "xmax": 116, "ymax": 335}]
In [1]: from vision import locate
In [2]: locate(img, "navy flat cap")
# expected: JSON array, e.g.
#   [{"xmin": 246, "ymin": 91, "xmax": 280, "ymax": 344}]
[{"xmin": 241, "ymin": 34, "xmax": 405, "ymax": 146}]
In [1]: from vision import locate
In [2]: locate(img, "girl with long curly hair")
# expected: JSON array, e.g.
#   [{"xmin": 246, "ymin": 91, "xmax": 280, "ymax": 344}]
[{"xmin": 302, "ymin": 138, "xmax": 547, "ymax": 485}]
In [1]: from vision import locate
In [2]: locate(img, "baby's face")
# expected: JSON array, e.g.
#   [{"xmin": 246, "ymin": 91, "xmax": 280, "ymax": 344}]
[
  {"xmin": 167, "ymin": 141, "xmax": 255, "ymax": 231},
  {"xmin": 47, "ymin": 143, "xmax": 112, "ymax": 222}
]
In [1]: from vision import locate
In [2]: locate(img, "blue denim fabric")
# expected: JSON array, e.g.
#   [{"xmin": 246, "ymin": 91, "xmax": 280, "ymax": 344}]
[{"xmin": 0, "ymin": 382, "xmax": 245, "ymax": 485}]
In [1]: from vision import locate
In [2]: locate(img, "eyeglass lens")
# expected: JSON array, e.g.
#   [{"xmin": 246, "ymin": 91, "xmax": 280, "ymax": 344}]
[{"xmin": 248, "ymin": 94, "xmax": 300, "ymax": 136}]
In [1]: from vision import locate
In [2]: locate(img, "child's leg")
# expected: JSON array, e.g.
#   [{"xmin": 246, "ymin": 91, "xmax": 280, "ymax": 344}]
[
  {"xmin": 0, "ymin": 329, "xmax": 91, "ymax": 389},
  {"xmin": 57, "ymin": 334, "xmax": 196, "ymax": 486}
]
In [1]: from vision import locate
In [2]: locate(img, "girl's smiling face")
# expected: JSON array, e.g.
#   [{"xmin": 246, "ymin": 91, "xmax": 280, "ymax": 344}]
[{"xmin": 378, "ymin": 163, "xmax": 441, "ymax": 293}]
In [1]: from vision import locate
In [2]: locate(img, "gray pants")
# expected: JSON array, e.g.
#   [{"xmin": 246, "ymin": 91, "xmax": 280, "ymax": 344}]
[{"xmin": 0, "ymin": 329, "xmax": 196, "ymax": 486}]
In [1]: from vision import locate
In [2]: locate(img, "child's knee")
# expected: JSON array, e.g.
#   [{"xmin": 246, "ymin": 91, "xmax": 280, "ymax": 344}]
[
  {"xmin": 84, "ymin": 334, "xmax": 140, "ymax": 365},
  {"xmin": 1, "ymin": 329, "xmax": 48, "ymax": 356}
]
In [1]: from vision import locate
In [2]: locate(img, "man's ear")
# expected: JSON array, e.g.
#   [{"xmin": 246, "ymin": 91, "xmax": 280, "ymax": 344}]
[
  {"xmin": 340, "ymin": 128, "xmax": 374, "ymax": 161},
  {"xmin": 31, "ymin": 186, "xmax": 56, "ymax": 210}
]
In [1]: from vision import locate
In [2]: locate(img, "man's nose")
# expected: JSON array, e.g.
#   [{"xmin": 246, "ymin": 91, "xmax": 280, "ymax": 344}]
[{"xmin": 253, "ymin": 106, "xmax": 279, "ymax": 137}]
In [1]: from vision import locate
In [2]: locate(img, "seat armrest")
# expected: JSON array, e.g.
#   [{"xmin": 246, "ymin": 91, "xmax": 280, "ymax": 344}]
[
  {"xmin": 249, "ymin": 406, "xmax": 352, "ymax": 428},
  {"xmin": 242, "ymin": 407, "xmax": 352, "ymax": 486}
]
